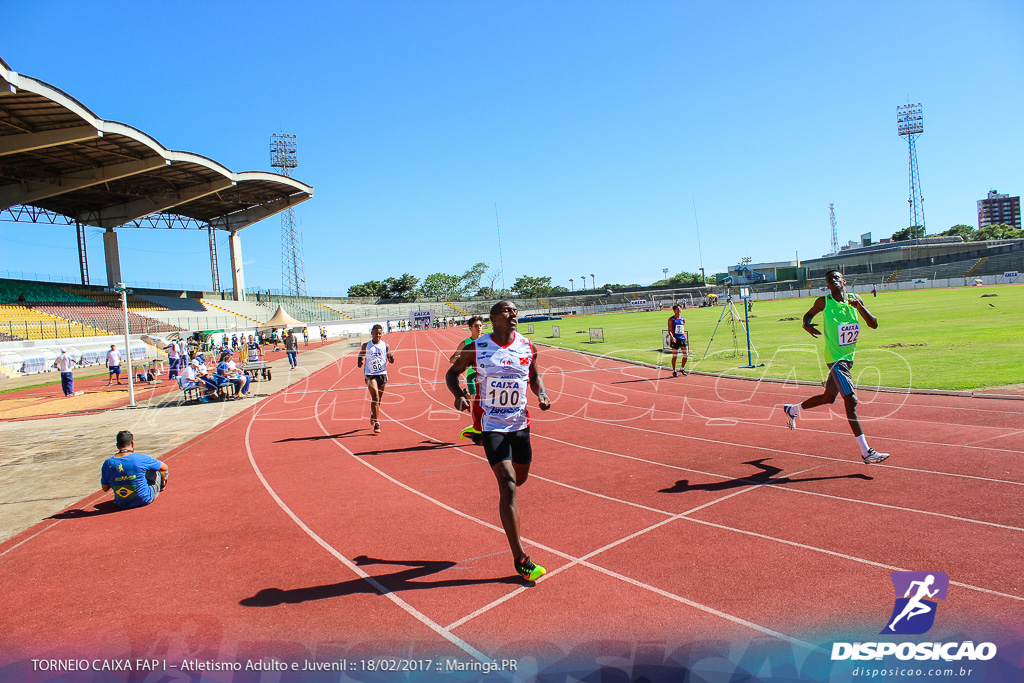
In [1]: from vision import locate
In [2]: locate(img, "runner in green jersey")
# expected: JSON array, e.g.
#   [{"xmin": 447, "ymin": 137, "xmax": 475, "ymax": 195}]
[
  {"xmin": 782, "ymin": 269, "xmax": 889, "ymax": 464},
  {"xmin": 449, "ymin": 315, "xmax": 485, "ymax": 444}
]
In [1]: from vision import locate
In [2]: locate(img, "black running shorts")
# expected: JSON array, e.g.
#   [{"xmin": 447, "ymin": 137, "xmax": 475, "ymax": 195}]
[
  {"xmin": 365, "ymin": 374, "xmax": 388, "ymax": 387},
  {"xmin": 670, "ymin": 338, "xmax": 688, "ymax": 349},
  {"xmin": 482, "ymin": 428, "xmax": 532, "ymax": 468},
  {"xmin": 825, "ymin": 360, "xmax": 855, "ymax": 398}
]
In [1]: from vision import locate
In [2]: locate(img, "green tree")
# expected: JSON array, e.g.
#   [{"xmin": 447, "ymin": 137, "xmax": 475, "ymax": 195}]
[
  {"xmin": 459, "ymin": 262, "xmax": 489, "ymax": 296},
  {"xmin": 347, "ymin": 280, "xmax": 389, "ymax": 298},
  {"xmin": 651, "ymin": 270, "xmax": 702, "ymax": 287},
  {"xmin": 891, "ymin": 225, "xmax": 926, "ymax": 241},
  {"xmin": 511, "ymin": 275, "xmax": 555, "ymax": 298},
  {"xmin": 973, "ymin": 223, "xmax": 1023, "ymax": 241},
  {"xmin": 935, "ymin": 224, "xmax": 975, "ymax": 240},
  {"xmin": 420, "ymin": 272, "xmax": 462, "ymax": 300},
  {"xmin": 383, "ymin": 273, "xmax": 419, "ymax": 299}
]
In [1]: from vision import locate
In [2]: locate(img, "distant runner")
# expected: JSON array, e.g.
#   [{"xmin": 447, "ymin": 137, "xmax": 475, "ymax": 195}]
[
  {"xmin": 357, "ymin": 324, "xmax": 394, "ymax": 435},
  {"xmin": 449, "ymin": 315, "xmax": 485, "ymax": 444},
  {"xmin": 783, "ymin": 269, "xmax": 889, "ymax": 464},
  {"xmin": 446, "ymin": 301, "xmax": 552, "ymax": 582},
  {"xmin": 667, "ymin": 304, "xmax": 689, "ymax": 377}
]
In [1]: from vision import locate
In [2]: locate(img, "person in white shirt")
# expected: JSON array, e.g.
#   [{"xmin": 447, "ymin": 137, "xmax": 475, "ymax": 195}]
[
  {"xmin": 105, "ymin": 344, "xmax": 122, "ymax": 386},
  {"xmin": 166, "ymin": 338, "xmax": 181, "ymax": 380},
  {"xmin": 180, "ymin": 359, "xmax": 211, "ymax": 404},
  {"xmin": 53, "ymin": 347, "xmax": 77, "ymax": 397}
]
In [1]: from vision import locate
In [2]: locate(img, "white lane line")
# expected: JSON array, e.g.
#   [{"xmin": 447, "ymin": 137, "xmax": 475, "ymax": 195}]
[
  {"xmin": 243, "ymin": 398, "xmax": 492, "ymax": 665},
  {"xmin": 548, "ymin": 373, "xmax": 1024, "ymax": 455},
  {"xmin": 532, "ymin": 433, "xmax": 1024, "ymax": 532}
]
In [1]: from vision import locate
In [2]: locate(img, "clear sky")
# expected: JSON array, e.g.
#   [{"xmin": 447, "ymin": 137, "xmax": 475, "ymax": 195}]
[{"xmin": 2, "ymin": 0, "xmax": 1022, "ymax": 295}]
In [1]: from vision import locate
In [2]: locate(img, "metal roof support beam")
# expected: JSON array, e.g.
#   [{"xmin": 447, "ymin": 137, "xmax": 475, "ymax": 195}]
[
  {"xmin": 228, "ymin": 231, "xmax": 245, "ymax": 302},
  {"xmin": 103, "ymin": 228, "xmax": 121, "ymax": 288},
  {"xmin": 0, "ymin": 157, "xmax": 167, "ymax": 210},
  {"xmin": 208, "ymin": 225, "xmax": 221, "ymax": 293},
  {"xmin": 0, "ymin": 125, "xmax": 101, "ymax": 157},
  {"xmin": 85, "ymin": 177, "xmax": 235, "ymax": 229},
  {"xmin": 207, "ymin": 193, "xmax": 311, "ymax": 233}
]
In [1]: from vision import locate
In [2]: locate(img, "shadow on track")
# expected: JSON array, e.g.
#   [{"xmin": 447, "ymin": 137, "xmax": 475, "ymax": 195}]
[
  {"xmin": 239, "ymin": 555, "xmax": 522, "ymax": 606},
  {"xmin": 274, "ymin": 430, "xmax": 361, "ymax": 443},
  {"xmin": 659, "ymin": 458, "xmax": 871, "ymax": 494},
  {"xmin": 48, "ymin": 500, "xmax": 123, "ymax": 519}
]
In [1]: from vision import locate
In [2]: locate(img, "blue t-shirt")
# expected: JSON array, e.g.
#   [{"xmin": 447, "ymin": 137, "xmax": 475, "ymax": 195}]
[{"xmin": 101, "ymin": 452, "xmax": 163, "ymax": 509}]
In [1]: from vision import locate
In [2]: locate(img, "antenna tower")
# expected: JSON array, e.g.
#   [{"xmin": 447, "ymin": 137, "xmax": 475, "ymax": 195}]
[
  {"xmin": 897, "ymin": 103, "xmax": 925, "ymax": 233},
  {"xmin": 270, "ymin": 133, "xmax": 307, "ymax": 297},
  {"xmin": 829, "ymin": 203, "xmax": 839, "ymax": 255}
]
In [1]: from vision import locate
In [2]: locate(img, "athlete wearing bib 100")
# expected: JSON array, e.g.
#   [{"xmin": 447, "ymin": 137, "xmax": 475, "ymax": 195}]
[{"xmin": 474, "ymin": 331, "xmax": 533, "ymax": 432}]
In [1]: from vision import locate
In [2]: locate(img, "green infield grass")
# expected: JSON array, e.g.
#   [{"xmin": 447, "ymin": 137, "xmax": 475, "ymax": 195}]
[{"xmin": 519, "ymin": 284, "xmax": 1024, "ymax": 391}]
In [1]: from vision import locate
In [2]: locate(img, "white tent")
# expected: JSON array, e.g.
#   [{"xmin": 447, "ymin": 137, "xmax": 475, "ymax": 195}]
[{"xmin": 260, "ymin": 305, "xmax": 303, "ymax": 329}]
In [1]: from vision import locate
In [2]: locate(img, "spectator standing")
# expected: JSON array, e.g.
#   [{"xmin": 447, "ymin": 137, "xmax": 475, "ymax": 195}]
[
  {"xmin": 53, "ymin": 347, "xmax": 77, "ymax": 397},
  {"xmin": 105, "ymin": 344, "xmax": 122, "ymax": 386},
  {"xmin": 166, "ymin": 338, "xmax": 181, "ymax": 380},
  {"xmin": 284, "ymin": 330, "xmax": 299, "ymax": 369},
  {"xmin": 302, "ymin": 326, "xmax": 309, "ymax": 347}
]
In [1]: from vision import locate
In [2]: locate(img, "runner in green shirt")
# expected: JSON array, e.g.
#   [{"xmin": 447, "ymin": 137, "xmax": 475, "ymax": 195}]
[
  {"xmin": 783, "ymin": 269, "xmax": 889, "ymax": 464},
  {"xmin": 449, "ymin": 315, "xmax": 485, "ymax": 444}
]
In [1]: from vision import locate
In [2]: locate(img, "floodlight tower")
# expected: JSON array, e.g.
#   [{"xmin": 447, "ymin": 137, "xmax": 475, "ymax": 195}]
[
  {"xmin": 829, "ymin": 203, "xmax": 839, "ymax": 255},
  {"xmin": 897, "ymin": 103, "xmax": 926, "ymax": 233},
  {"xmin": 270, "ymin": 133, "xmax": 307, "ymax": 297}
]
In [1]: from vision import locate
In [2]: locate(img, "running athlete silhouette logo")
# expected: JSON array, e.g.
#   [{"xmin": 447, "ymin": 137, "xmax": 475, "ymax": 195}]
[{"xmin": 882, "ymin": 571, "xmax": 949, "ymax": 634}]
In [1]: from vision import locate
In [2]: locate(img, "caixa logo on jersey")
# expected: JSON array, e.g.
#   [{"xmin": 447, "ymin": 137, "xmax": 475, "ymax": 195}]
[{"xmin": 831, "ymin": 571, "xmax": 997, "ymax": 662}]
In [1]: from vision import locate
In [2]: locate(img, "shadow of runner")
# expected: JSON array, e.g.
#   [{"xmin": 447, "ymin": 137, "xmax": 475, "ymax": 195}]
[
  {"xmin": 274, "ymin": 430, "xmax": 361, "ymax": 443},
  {"xmin": 659, "ymin": 458, "xmax": 871, "ymax": 493},
  {"xmin": 356, "ymin": 440, "xmax": 455, "ymax": 456},
  {"xmin": 239, "ymin": 555, "xmax": 522, "ymax": 607}
]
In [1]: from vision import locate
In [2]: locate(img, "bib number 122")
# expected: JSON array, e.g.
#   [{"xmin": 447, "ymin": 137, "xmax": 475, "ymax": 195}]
[{"xmin": 838, "ymin": 323, "xmax": 860, "ymax": 346}]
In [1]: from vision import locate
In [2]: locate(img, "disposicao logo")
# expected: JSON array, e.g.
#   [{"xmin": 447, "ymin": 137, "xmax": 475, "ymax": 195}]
[
  {"xmin": 831, "ymin": 571, "xmax": 997, "ymax": 663},
  {"xmin": 882, "ymin": 571, "xmax": 948, "ymax": 635}
]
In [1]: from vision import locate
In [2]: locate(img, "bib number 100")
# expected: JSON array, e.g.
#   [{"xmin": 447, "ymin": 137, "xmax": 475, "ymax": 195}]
[{"xmin": 487, "ymin": 382, "xmax": 522, "ymax": 407}]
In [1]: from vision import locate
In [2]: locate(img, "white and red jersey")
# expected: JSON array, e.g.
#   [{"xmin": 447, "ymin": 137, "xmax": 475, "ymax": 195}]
[{"xmin": 473, "ymin": 331, "xmax": 534, "ymax": 433}]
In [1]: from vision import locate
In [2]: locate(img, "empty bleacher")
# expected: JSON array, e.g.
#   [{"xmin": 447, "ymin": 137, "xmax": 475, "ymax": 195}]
[
  {"xmin": 0, "ymin": 304, "xmax": 110, "ymax": 340},
  {"xmin": 31, "ymin": 304, "xmax": 182, "ymax": 335}
]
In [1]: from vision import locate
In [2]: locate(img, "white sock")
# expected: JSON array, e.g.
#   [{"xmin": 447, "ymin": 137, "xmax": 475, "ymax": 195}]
[{"xmin": 856, "ymin": 434, "xmax": 870, "ymax": 456}]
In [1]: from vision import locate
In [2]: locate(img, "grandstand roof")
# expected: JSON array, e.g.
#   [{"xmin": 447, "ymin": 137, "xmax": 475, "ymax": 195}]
[{"xmin": 0, "ymin": 58, "xmax": 312, "ymax": 232}]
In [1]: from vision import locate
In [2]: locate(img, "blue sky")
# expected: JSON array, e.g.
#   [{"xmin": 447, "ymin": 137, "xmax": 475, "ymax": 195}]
[{"xmin": 2, "ymin": 1, "xmax": 1022, "ymax": 294}]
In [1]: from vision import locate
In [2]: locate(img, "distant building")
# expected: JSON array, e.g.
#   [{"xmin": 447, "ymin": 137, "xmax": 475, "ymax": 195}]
[{"xmin": 977, "ymin": 190, "xmax": 1021, "ymax": 230}]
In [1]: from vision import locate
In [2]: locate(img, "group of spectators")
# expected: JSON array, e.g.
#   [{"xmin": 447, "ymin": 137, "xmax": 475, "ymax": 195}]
[{"xmin": 178, "ymin": 347, "xmax": 252, "ymax": 403}]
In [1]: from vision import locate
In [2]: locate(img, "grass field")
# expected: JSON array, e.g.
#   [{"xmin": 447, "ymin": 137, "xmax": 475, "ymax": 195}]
[{"xmin": 520, "ymin": 284, "xmax": 1024, "ymax": 391}]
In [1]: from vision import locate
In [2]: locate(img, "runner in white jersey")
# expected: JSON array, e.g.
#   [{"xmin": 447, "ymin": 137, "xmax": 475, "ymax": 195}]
[
  {"xmin": 357, "ymin": 324, "xmax": 394, "ymax": 435},
  {"xmin": 446, "ymin": 300, "xmax": 552, "ymax": 582}
]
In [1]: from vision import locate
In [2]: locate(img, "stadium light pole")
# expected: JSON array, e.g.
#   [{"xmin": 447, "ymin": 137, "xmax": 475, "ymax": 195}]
[
  {"xmin": 569, "ymin": 279, "xmax": 573, "ymax": 292},
  {"xmin": 116, "ymin": 282, "xmax": 136, "ymax": 407},
  {"xmin": 590, "ymin": 274, "xmax": 595, "ymax": 290}
]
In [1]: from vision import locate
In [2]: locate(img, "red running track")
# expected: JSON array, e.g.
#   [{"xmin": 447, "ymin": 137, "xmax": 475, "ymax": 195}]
[{"xmin": 1, "ymin": 327, "xmax": 1022, "ymax": 678}]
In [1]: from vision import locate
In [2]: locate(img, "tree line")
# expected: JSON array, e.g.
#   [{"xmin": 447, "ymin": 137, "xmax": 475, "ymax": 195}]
[
  {"xmin": 891, "ymin": 223, "xmax": 1022, "ymax": 242},
  {"xmin": 347, "ymin": 262, "xmax": 651, "ymax": 300}
]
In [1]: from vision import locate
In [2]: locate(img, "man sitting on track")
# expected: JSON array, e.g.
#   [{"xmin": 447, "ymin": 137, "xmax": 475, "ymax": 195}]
[
  {"xmin": 357, "ymin": 323, "xmax": 394, "ymax": 435},
  {"xmin": 446, "ymin": 300, "xmax": 552, "ymax": 582},
  {"xmin": 667, "ymin": 304, "xmax": 690, "ymax": 377},
  {"xmin": 449, "ymin": 315, "xmax": 485, "ymax": 444},
  {"xmin": 101, "ymin": 430, "xmax": 168, "ymax": 510},
  {"xmin": 783, "ymin": 269, "xmax": 889, "ymax": 464}
]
